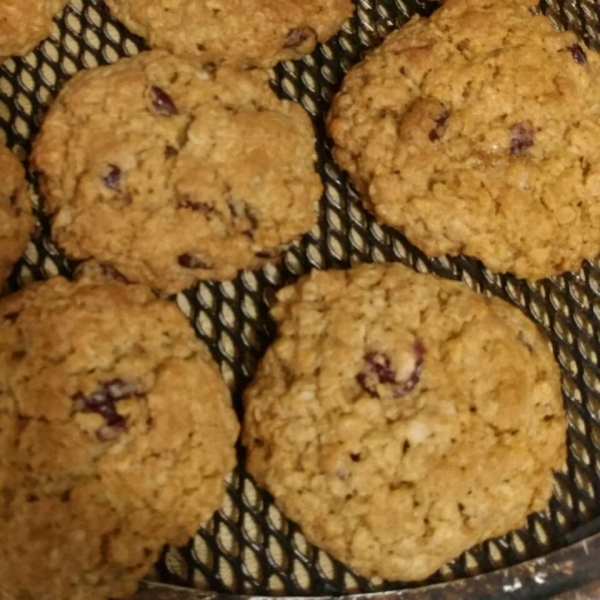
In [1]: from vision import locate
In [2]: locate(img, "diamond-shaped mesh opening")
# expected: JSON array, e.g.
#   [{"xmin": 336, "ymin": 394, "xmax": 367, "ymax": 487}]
[{"xmin": 2, "ymin": 0, "xmax": 600, "ymax": 595}]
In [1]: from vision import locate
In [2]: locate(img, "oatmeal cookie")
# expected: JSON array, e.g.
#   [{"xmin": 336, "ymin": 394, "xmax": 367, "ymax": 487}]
[
  {"xmin": 0, "ymin": 275, "xmax": 239, "ymax": 600},
  {"xmin": 0, "ymin": 144, "xmax": 33, "ymax": 287},
  {"xmin": 328, "ymin": 0, "xmax": 600, "ymax": 279},
  {"xmin": 104, "ymin": 0, "xmax": 354, "ymax": 67},
  {"xmin": 0, "ymin": 0, "xmax": 68, "ymax": 60},
  {"xmin": 31, "ymin": 51, "xmax": 322, "ymax": 293},
  {"xmin": 243, "ymin": 263, "xmax": 566, "ymax": 580}
]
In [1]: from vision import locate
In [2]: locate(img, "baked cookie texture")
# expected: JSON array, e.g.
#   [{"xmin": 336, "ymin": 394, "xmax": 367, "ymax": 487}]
[
  {"xmin": 0, "ymin": 276, "xmax": 239, "ymax": 600},
  {"xmin": 31, "ymin": 51, "xmax": 321, "ymax": 293},
  {"xmin": 0, "ymin": 0, "xmax": 68, "ymax": 60},
  {"xmin": 104, "ymin": 0, "xmax": 355, "ymax": 67},
  {"xmin": 31, "ymin": 51, "xmax": 322, "ymax": 294},
  {"xmin": 243, "ymin": 263, "xmax": 566, "ymax": 581},
  {"xmin": 328, "ymin": 0, "xmax": 600, "ymax": 280},
  {"xmin": 0, "ymin": 144, "xmax": 33, "ymax": 287}
]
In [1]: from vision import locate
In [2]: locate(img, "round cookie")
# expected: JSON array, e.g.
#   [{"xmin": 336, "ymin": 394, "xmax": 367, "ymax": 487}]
[
  {"xmin": 0, "ymin": 276, "xmax": 239, "ymax": 600},
  {"xmin": 0, "ymin": 0, "xmax": 68, "ymax": 60},
  {"xmin": 328, "ymin": 0, "xmax": 600, "ymax": 280},
  {"xmin": 0, "ymin": 144, "xmax": 33, "ymax": 287},
  {"xmin": 243, "ymin": 263, "xmax": 566, "ymax": 581},
  {"xmin": 32, "ymin": 51, "xmax": 322, "ymax": 293},
  {"xmin": 104, "ymin": 0, "xmax": 355, "ymax": 67}
]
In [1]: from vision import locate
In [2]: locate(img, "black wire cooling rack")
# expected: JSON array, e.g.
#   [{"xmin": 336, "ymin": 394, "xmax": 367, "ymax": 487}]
[{"xmin": 2, "ymin": 0, "xmax": 600, "ymax": 596}]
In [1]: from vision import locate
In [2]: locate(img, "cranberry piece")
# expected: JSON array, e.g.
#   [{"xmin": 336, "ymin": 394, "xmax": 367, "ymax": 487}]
[
  {"xmin": 150, "ymin": 86, "xmax": 179, "ymax": 116},
  {"xmin": 567, "ymin": 43, "xmax": 587, "ymax": 65},
  {"xmin": 103, "ymin": 165, "xmax": 121, "ymax": 190},
  {"xmin": 356, "ymin": 341, "xmax": 425, "ymax": 398},
  {"xmin": 396, "ymin": 340, "xmax": 425, "ymax": 397},
  {"xmin": 356, "ymin": 352, "xmax": 395, "ymax": 397},
  {"xmin": 73, "ymin": 378, "xmax": 139, "ymax": 441},
  {"xmin": 509, "ymin": 121, "xmax": 535, "ymax": 156},
  {"xmin": 283, "ymin": 27, "xmax": 316, "ymax": 49},
  {"xmin": 178, "ymin": 253, "xmax": 212, "ymax": 269},
  {"xmin": 165, "ymin": 145, "xmax": 178, "ymax": 158},
  {"xmin": 428, "ymin": 110, "xmax": 449, "ymax": 142}
]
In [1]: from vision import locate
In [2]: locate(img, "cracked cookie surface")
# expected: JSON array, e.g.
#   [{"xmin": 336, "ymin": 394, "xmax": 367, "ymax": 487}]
[
  {"xmin": 0, "ymin": 0, "xmax": 68, "ymax": 60},
  {"xmin": 243, "ymin": 263, "xmax": 566, "ymax": 581},
  {"xmin": 104, "ymin": 0, "xmax": 354, "ymax": 67},
  {"xmin": 32, "ymin": 50, "xmax": 322, "ymax": 293},
  {"xmin": 328, "ymin": 0, "xmax": 600, "ymax": 280},
  {"xmin": 0, "ymin": 275, "xmax": 239, "ymax": 600},
  {"xmin": 0, "ymin": 144, "xmax": 33, "ymax": 288}
]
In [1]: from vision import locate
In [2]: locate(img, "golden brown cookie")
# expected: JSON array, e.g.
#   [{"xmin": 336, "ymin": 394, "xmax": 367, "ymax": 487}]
[
  {"xmin": 0, "ymin": 275, "xmax": 239, "ymax": 600},
  {"xmin": 0, "ymin": 0, "xmax": 68, "ymax": 60},
  {"xmin": 104, "ymin": 0, "xmax": 355, "ymax": 67},
  {"xmin": 32, "ymin": 51, "xmax": 322, "ymax": 293},
  {"xmin": 243, "ymin": 263, "xmax": 566, "ymax": 581},
  {"xmin": 328, "ymin": 0, "xmax": 600, "ymax": 280},
  {"xmin": 0, "ymin": 144, "xmax": 33, "ymax": 287}
]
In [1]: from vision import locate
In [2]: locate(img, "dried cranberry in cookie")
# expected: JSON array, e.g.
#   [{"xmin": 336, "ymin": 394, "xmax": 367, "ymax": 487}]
[
  {"xmin": 0, "ymin": 275, "xmax": 238, "ymax": 600},
  {"xmin": 32, "ymin": 51, "xmax": 322, "ymax": 293},
  {"xmin": 103, "ymin": 0, "xmax": 354, "ymax": 67},
  {"xmin": 102, "ymin": 164, "xmax": 121, "ymax": 190},
  {"xmin": 566, "ymin": 43, "xmax": 587, "ymax": 65},
  {"xmin": 243, "ymin": 263, "xmax": 566, "ymax": 581},
  {"xmin": 149, "ymin": 85, "xmax": 179, "ymax": 116},
  {"xmin": 509, "ymin": 121, "xmax": 535, "ymax": 156},
  {"xmin": 356, "ymin": 341, "xmax": 425, "ymax": 399},
  {"xmin": 328, "ymin": 0, "xmax": 600, "ymax": 280},
  {"xmin": 72, "ymin": 378, "xmax": 141, "ymax": 440}
]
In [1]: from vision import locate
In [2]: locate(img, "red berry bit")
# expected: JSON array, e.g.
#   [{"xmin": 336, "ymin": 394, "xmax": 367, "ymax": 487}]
[
  {"xmin": 150, "ymin": 86, "xmax": 179, "ymax": 116},
  {"xmin": 73, "ymin": 378, "xmax": 140, "ymax": 441},
  {"xmin": 509, "ymin": 121, "xmax": 535, "ymax": 156},
  {"xmin": 356, "ymin": 341, "xmax": 426, "ymax": 399},
  {"xmin": 567, "ymin": 44, "xmax": 587, "ymax": 65},
  {"xmin": 103, "ymin": 164, "xmax": 121, "ymax": 190}
]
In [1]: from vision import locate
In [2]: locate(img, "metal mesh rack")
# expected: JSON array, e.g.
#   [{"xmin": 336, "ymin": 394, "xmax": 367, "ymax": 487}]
[{"xmin": 1, "ymin": 0, "xmax": 600, "ymax": 596}]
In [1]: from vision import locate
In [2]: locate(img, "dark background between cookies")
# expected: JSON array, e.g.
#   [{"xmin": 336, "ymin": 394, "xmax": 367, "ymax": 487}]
[{"xmin": 1, "ymin": 0, "xmax": 600, "ymax": 596}]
